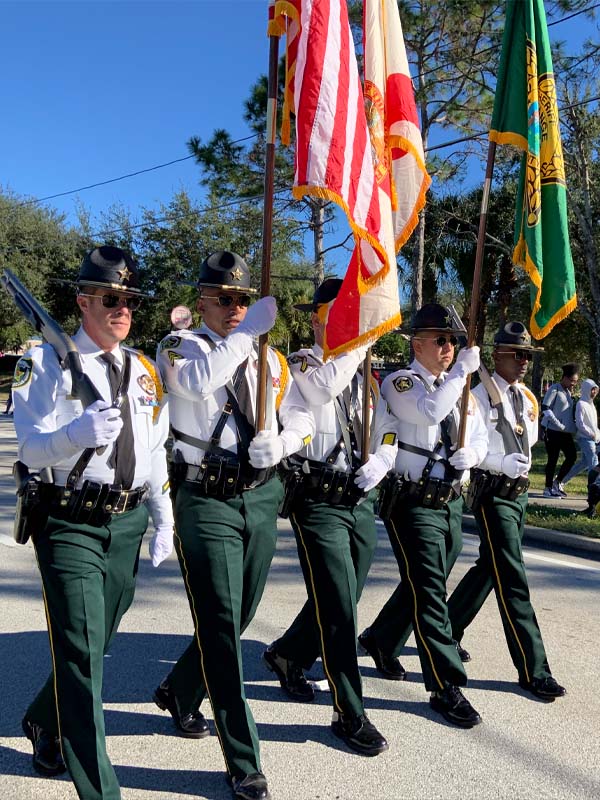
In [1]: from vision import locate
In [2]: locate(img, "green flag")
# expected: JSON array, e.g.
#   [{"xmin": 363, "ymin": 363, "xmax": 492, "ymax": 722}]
[{"xmin": 490, "ymin": 0, "xmax": 576, "ymax": 339}]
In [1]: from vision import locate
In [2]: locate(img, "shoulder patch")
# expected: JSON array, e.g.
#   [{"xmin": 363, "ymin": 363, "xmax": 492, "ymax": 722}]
[
  {"xmin": 159, "ymin": 335, "xmax": 182, "ymax": 352},
  {"xmin": 12, "ymin": 357, "xmax": 33, "ymax": 389},
  {"xmin": 522, "ymin": 386, "xmax": 539, "ymax": 419},
  {"xmin": 393, "ymin": 375, "xmax": 413, "ymax": 393}
]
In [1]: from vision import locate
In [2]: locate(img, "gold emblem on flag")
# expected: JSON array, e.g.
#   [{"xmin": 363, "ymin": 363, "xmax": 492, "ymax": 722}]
[
  {"xmin": 364, "ymin": 80, "xmax": 387, "ymax": 185},
  {"xmin": 524, "ymin": 39, "xmax": 565, "ymax": 229}
]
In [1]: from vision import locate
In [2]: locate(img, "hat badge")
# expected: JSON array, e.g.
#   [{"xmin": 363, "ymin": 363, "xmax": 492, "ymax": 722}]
[
  {"xmin": 118, "ymin": 266, "xmax": 132, "ymax": 282},
  {"xmin": 230, "ymin": 267, "xmax": 244, "ymax": 282}
]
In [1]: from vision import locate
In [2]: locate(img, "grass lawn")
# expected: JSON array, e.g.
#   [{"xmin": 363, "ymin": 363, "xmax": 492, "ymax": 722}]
[{"xmin": 525, "ymin": 441, "xmax": 599, "ymax": 538}]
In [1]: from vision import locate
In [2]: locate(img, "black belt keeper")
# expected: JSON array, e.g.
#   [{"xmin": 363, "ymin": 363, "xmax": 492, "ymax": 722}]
[
  {"xmin": 377, "ymin": 473, "xmax": 457, "ymax": 520},
  {"xmin": 48, "ymin": 482, "xmax": 148, "ymax": 527},
  {"xmin": 466, "ymin": 468, "xmax": 529, "ymax": 510}
]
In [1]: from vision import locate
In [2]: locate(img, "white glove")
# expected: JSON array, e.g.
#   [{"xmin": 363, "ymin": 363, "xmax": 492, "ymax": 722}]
[
  {"xmin": 66, "ymin": 400, "xmax": 123, "ymax": 448},
  {"xmin": 354, "ymin": 453, "xmax": 390, "ymax": 491},
  {"xmin": 236, "ymin": 296, "xmax": 277, "ymax": 337},
  {"xmin": 149, "ymin": 525, "xmax": 174, "ymax": 568},
  {"xmin": 449, "ymin": 446, "xmax": 479, "ymax": 471},
  {"xmin": 501, "ymin": 452, "xmax": 530, "ymax": 479},
  {"xmin": 453, "ymin": 346, "xmax": 480, "ymax": 375},
  {"xmin": 248, "ymin": 430, "xmax": 285, "ymax": 468}
]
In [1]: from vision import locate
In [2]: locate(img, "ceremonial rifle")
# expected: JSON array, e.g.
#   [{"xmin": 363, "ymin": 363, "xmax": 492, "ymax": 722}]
[
  {"xmin": 1, "ymin": 268, "xmax": 108, "ymax": 453},
  {"xmin": 447, "ymin": 304, "xmax": 522, "ymax": 454}
]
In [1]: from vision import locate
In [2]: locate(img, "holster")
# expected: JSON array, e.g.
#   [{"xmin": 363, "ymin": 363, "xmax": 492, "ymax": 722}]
[
  {"xmin": 277, "ymin": 459, "xmax": 305, "ymax": 518},
  {"xmin": 177, "ymin": 454, "xmax": 275, "ymax": 498},
  {"xmin": 12, "ymin": 461, "xmax": 50, "ymax": 545}
]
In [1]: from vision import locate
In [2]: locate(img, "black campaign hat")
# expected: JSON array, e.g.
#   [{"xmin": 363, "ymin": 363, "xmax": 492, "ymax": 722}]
[
  {"xmin": 196, "ymin": 250, "xmax": 257, "ymax": 294},
  {"xmin": 76, "ymin": 246, "xmax": 145, "ymax": 296},
  {"xmin": 493, "ymin": 321, "xmax": 544, "ymax": 352},
  {"xmin": 294, "ymin": 278, "xmax": 343, "ymax": 312},
  {"xmin": 411, "ymin": 303, "xmax": 463, "ymax": 333}
]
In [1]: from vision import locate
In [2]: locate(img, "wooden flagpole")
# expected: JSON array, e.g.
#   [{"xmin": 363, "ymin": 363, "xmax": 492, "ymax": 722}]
[
  {"xmin": 457, "ymin": 140, "xmax": 497, "ymax": 447},
  {"xmin": 256, "ymin": 34, "xmax": 280, "ymax": 432},
  {"xmin": 361, "ymin": 348, "xmax": 372, "ymax": 463}
]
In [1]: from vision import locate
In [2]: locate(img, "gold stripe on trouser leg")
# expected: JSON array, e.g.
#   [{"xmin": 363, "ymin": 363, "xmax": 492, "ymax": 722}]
[
  {"xmin": 32, "ymin": 544, "xmax": 66, "ymax": 761},
  {"xmin": 389, "ymin": 518, "xmax": 445, "ymax": 691},
  {"xmin": 173, "ymin": 525, "xmax": 230, "ymax": 774},
  {"xmin": 480, "ymin": 505, "xmax": 530, "ymax": 683},
  {"xmin": 290, "ymin": 512, "xmax": 343, "ymax": 714}
]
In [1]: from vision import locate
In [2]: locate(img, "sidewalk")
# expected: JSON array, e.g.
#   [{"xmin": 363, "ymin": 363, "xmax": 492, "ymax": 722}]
[{"xmin": 1, "ymin": 412, "xmax": 599, "ymax": 557}]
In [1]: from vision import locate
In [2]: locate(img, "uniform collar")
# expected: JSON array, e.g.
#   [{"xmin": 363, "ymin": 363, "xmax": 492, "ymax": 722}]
[
  {"xmin": 197, "ymin": 323, "xmax": 224, "ymax": 345},
  {"xmin": 410, "ymin": 358, "xmax": 446, "ymax": 386},
  {"xmin": 74, "ymin": 327, "xmax": 123, "ymax": 366},
  {"xmin": 491, "ymin": 372, "xmax": 516, "ymax": 395}
]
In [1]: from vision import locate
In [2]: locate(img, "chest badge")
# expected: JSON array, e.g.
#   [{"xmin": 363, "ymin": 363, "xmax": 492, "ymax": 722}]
[{"xmin": 137, "ymin": 374, "xmax": 156, "ymax": 396}]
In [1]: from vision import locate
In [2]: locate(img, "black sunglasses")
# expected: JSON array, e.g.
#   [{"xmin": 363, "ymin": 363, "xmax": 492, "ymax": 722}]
[
  {"xmin": 497, "ymin": 349, "xmax": 533, "ymax": 362},
  {"xmin": 416, "ymin": 335, "xmax": 458, "ymax": 347},
  {"xmin": 80, "ymin": 292, "xmax": 142, "ymax": 310},
  {"xmin": 203, "ymin": 293, "xmax": 252, "ymax": 308}
]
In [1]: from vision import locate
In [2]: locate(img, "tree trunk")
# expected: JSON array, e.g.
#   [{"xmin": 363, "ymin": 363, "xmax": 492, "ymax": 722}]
[
  {"xmin": 310, "ymin": 198, "xmax": 325, "ymax": 289},
  {"xmin": 410, "ymin": 209, "xmax": 426, "ymax": 315}
]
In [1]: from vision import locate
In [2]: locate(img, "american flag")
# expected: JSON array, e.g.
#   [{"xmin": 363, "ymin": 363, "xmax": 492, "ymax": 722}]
[{"xmin": 269, "ymin": 0, "xmax": 429, "ymax": 358}]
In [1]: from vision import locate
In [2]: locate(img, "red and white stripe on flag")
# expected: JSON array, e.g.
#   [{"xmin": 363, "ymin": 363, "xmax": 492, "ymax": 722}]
[{"xmin": 268, "ymin": 0, "xmax": 429, "ymax": 358}]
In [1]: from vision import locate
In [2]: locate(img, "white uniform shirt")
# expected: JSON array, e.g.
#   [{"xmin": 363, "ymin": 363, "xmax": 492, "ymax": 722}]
[
  {"xmin": 12, "ymin": 327, "xmax": 173, "ymax": 529},
  {"xmin": 288, "ymin": 345, "xmax": 367, "ymax": 470},
  {"xmin": 375, "ymin": 357, "xmax": 487, "ymax": 483},
  {"xmin": 157, "ymin": 324, "xmax": 314, "ymax": 465},
  {"xmin": 473, "ymin": 373, "xmax": 538, "ymax": 475}
]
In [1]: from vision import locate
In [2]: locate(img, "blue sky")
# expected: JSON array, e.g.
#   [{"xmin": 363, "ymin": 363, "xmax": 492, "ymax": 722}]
[
  {"xmin": 1, "ymin": 1, "xmax": 271, "ymax": 230},
  {"xmin": 0, "ymin": 1, "xmax": 593, "ymax": 260}
]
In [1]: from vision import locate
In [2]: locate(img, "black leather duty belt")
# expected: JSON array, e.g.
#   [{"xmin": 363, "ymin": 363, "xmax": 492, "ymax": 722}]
[
  {"xmin": 47, "ymin": 482, "xmax": 148, "ymax": 526},
  {"xmin": 180, "ymin": 458, "xmax": 275, "ymax": 496}
]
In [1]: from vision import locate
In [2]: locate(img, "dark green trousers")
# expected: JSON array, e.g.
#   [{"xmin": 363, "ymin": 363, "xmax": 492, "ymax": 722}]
[
  {"xmin": 27, "ymin": 505, "xmax": 149, "ymax": 800},
  {"xmin": 275, "ymin": 493, "xmax": 377, "ymax": 718},
  {"xmin": 169, "ymin": 476, "xmax": 282, "ymax": 780},
  {"xmin": 372, "ymin": 496, "xmax": 466, "ymax": 692},
  {"xmin": 448, "ymin": 492, "xmax": 551, "ymax": 683}
]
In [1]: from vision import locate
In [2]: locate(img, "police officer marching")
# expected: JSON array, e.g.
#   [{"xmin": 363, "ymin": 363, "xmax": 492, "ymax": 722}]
[
  {"xmin": 447, "ymin": 321, "xmax": 566, "ymax": 701},
  {"xmin": 263, "ymin": 279, "xmax": 393, "ymax": 756},
  {"xmin": 14, "ymin": 245, "xmax": 174, "ymax": 800},
  {"xmin": 154, "ymin": 251, "xmax": 314, "ymax": 800},
  {"xmin": 359, "ymin": 303, "xmax": 487, "ymax": 728}
]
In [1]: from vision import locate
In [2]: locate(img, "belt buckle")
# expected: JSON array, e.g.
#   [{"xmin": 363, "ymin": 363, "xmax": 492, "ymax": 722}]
[{"xmin": 112, "ymin": 490, "xmax": 128, "ymax": 514}]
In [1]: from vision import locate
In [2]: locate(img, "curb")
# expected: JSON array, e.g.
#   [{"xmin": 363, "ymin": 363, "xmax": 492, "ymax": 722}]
[{"xmin": 462, "ymin": 513, "xmax": 600, "ymax": 558}]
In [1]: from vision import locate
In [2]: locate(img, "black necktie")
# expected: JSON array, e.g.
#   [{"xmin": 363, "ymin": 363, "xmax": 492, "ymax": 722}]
[
  {"xmin": 434, "ymin": 377, "xmax": 459, "ymax": 479},
  {"xmin": 509, "ymin": 385, "xmax": 529, "ymax": 456},
  {"xmin": 100, "ymin": 352, "xmax": 135, "ymax": 489}
]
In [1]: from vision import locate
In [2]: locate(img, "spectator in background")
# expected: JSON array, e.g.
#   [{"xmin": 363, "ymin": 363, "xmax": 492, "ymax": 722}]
[
  {"xmin": 541, "ymin": 362, "xmax": 579, "ymax": 498},
  {"xmin": 584, "ymin": 464, "xmax": 600, "ymax": 519},
  {"xmin": 562, "ymin": 379, "xmax": 600, "ymax": 489}
]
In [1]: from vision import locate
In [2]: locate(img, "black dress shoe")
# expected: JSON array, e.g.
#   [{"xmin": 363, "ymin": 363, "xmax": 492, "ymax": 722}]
[
  {"xmin": 429, "ymin": 686, "xmax": 482, "ymax": 728},
  {"xmin": 358, "ymin": 628, "xmax": 406, "ymax": 680},
  {"xmin": 153, "ymin": 681, "xmax": 210, "ymax": 738},
  {"xmin": 22, "ymin": 717, "xmax": 66, "ymax": 776},
  {"xmin": 518, "ymin": 676, "xmax": 566, "ymax": 701},
  {"xmin": 454, "ymin": 640, "xmax": 471, "ymax": 663},
  {"xmin": 263, "ymin": 645, "xmax": 315, "ymax": 702},
  {"xmin": 331, "ymin": 713, "xmax": 389, "ymax": 756},
  {"xmin": 230, "ymin": 772, "xmax": 271, "ymax": 800}
]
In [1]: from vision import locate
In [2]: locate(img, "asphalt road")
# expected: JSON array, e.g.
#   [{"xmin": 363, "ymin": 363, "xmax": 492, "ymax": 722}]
[{"xmin": 1, "ymin": 414, "xmax": 599, "ymax": 800}]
